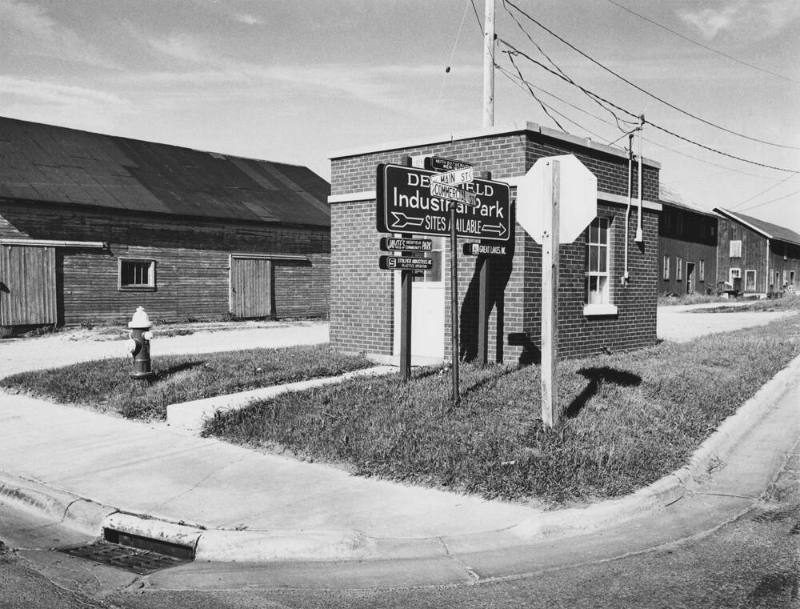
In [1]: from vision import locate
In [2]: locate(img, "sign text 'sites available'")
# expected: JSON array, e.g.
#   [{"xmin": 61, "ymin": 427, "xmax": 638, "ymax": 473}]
[{"xmin": 377, "ymin": 164, "xmax": 511, "ymax": 241}]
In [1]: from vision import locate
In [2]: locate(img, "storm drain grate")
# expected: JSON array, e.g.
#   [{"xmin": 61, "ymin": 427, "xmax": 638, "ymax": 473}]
[{"xmin": 59, "ymin": 539, "xmax": 193, "ymax": 575}]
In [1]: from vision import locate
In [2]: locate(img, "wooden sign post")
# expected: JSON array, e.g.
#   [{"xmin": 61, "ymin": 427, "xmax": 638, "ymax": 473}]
[
  {"xmin": 516, "ymin": 154, "xmax": 598, "ymax": 429},
  {"xmin": 541, "ymin": 160, "xmax": 560, "ymax": 428}
]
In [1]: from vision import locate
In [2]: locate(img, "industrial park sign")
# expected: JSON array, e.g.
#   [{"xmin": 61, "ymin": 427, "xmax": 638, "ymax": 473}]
[{"xmin": 376, "ymin": 164, "xmax": 512, "ymax": 241}]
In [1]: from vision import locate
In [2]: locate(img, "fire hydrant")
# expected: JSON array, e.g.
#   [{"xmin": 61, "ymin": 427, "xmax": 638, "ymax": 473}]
[{"xmin": 127, "ymin": 306, "xmax": 154, "ymax": 380}]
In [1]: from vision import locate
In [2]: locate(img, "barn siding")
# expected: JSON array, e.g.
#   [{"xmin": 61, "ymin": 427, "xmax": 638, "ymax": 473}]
[
  {"xmin": 716, "ymin": 218, "xmax": 769, "ymax": 294},
  {"xmin": 0, "ymin": 201, "xmax": 329, "ymax": 325}
]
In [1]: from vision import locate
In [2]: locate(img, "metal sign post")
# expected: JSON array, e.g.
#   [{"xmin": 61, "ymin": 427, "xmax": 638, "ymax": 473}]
[{"xmin": 449, "ymin": 202, "xmax": 460, "ymax": 406}]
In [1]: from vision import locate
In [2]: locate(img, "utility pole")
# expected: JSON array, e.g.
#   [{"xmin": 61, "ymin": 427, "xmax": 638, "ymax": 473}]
[{"xmin": 483, "ymin": 0, "xmax": 495, "ymax": 128}]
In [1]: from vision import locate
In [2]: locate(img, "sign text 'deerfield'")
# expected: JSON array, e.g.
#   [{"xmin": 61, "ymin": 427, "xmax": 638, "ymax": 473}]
[{"xmin": 376, "ymin": 164, "xmax": 512, "ymax": 241}]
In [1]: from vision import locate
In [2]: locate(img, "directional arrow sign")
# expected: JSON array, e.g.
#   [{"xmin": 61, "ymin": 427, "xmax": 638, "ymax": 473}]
[{"xmin": 376, "ymin": 164, "xmax": 512, "ymax": 241}]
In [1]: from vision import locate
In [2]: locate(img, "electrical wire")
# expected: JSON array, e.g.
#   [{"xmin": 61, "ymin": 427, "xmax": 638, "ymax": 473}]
[
  {"xmin": 736, "ymin": 188, "xmax": 800, "ymax": 212},
  {"xmin": 468, "ymin": 0, "xmax": 483, "ymax": 31},
  {"xmin": 502, "ymin": 0, "xmax": 637, "ymax": 133},
  {"xmin": 730, "ymin": 173, "xmax": 798, "ymax": 210},
  {"xmin": 499, "ymin": 39, "xmax": 800, "ymax": 174},
  {"xmin": 503, "ymin": 0, "xmax": 800, "ymax": 151},
  {"xmin": 506, "ymin": 53, "xmax": 566, "ymax": 131},
  {"xmin": 603, "ymin": 0, "xmax": 800, "ymax": 85}
]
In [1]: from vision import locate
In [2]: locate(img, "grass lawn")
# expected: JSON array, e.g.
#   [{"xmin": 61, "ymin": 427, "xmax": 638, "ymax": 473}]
[
  {"xmin": 204, "ymin": 305, "xmax": 800, "ymax": 505},
  {"xmin": 0, "ymin": 345, "xmax": 373, "ymax": 420}
]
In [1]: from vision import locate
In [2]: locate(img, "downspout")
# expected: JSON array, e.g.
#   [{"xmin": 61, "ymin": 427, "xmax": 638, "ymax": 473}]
[
  {"xmin": 635, "ymin": 115, "xmax": 644, "ymax": 243},
  {"xmin": 623, "ymin": 133, "xmax": 633, "ymax": 284},
  {"xmin": 765, "ymin": 238, "xmax": 770, "ymax": 296}
]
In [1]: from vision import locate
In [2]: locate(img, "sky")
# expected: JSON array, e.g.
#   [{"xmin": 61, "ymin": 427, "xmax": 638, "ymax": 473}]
[{"xmin": 1, "ymin": 0, "xmax": 799, "ymax": 231}]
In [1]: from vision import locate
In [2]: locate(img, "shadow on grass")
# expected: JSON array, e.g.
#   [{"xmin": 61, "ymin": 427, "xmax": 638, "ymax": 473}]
[
  {"xmin": 565, "ymin": 367, "xmax": 641, "ymax": 419},
  {"xmin": 153, "ymin": 360, "xmax": 206, "ymax": 381}
]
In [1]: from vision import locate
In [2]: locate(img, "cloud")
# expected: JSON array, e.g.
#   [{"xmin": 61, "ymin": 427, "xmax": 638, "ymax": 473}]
[
  {"xmin": 0, "ymin": 76, "xmax": 129, "ymax": 106},
  {"xmin": 233, "ymin": 13, "xmax": 263, "ymax": 26},
  {"xmin": 147, "ymin": 33, "xmax": 211, "ymax": 63},
  {"xmin": 678, "ymin": 0, "xmax": 800, "ymax": 40},
  {"xmin": 0, "ymin": 0, "xmax": 119, "ymax": 68}
]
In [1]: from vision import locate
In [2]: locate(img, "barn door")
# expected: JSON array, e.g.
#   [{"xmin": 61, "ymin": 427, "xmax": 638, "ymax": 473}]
[
  {"xmin": 229, "ymin": 255, "xmax": 272, "ymax": 319},
  {"xmin": 0, "ymin": 245, "xmax": 57, "ymax": 326}
]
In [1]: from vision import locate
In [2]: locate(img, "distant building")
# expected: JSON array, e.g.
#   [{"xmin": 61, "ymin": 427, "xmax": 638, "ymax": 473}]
[
  {"xmin": 329, "ymin": 122, "xmax": 662, "ymax": 365},
  {"xmin": 714, "ymin": 207, "xmax": 800, "ymax": 297},
  {"xmin": 657, "ymin": 193, "xmax": 718, "ymax": 296},
  {"xmin": 0, "ymin": 117, "xmax": 330, "ymax": 331}
]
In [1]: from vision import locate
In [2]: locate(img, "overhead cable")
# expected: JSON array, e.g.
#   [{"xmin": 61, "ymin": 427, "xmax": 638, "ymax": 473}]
[
  {"xmin": 503, "ymin": 0, "xmax": 800, "ymax": 151},
  {"xmin": 604, "ymin": 0, "xmax": 800, "ymax": 85},
  {"xmin": 499, "ymin": 40, "xmax": 799, "ymax": 174}
]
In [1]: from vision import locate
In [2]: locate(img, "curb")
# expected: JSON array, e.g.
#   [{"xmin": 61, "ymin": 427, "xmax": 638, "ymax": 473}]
[{"xmin": 1, "ymin": 354, "xmax": 798, "ymax": 562}]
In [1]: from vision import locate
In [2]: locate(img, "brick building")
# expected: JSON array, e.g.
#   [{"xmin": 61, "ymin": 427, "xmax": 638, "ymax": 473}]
[
  {"xmin": 0, "ymin": 117, "xmax": 330, "ymax": 331},
  {"xmin": 329, "ymin": 122, "xmax": 662, "ymax": 365}
]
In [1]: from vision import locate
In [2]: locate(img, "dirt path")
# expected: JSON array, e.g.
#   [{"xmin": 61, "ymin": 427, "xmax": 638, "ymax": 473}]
[{"xmin": 657, "ymin": 305, "xmax": 796, "ymax": 343}]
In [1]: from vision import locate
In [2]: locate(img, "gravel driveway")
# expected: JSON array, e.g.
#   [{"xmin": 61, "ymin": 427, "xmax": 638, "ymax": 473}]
[
  {"xmin": 0, "ymin": 320, "xmax": 329, "ymax": 377},
  {"xmin": 657, "ymin": 303, "xmax": 796, "ymax": 343}
]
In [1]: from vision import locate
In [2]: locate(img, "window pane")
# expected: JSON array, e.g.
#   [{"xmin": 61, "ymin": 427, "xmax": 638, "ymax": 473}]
[
  {"xmin": 598, "ymin": 219, "xmax": 607, "ymax": 244},
  {"xmin": 589, "ymin": 246, "xmax": 598, "ymax": 272},
  {"xmin": 598, "ymin": 246, "xmax": 607, "ymax": 273},
  {"xmin": 589, "ymin": 221, "xmax": 598, "ymax": 244}
]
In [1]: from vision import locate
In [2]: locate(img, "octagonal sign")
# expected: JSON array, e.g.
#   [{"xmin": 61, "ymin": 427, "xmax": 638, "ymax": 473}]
[{"xmin": 516, "ymin": 154, "xmax": 598, "ymax": 244}]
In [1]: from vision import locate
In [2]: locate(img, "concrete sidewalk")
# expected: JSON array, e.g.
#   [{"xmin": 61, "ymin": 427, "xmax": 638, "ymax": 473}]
[{"xmin": 1, "ymin": 349, "xmax": 798, "ymax": 564}]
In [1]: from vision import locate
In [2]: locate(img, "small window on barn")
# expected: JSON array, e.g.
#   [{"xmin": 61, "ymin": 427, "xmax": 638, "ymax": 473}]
[
  {"xmin": 730, "ymin": 240, "xmax": 742, "ymax": 258},
  {"xmin": 699, "ymin": 259, "xmax": 705, "ymax": 282},
  {"xmin": 663, "ymin": 255, "xmax": 670, "ymax": 280},
  {"xmin": 676, "ymin": 257, "xmax": 683, "ymax": 281},
  {"xmin": 584, "ymin": 217, "xmax": 617, "ymax": 316},
  {"xmin": 119, "ymin": 259, "xmax": 156, "ymax": 290},
  {"xmin": 745, "ymin": 270, "xmax": 757, "ymax": 292}
]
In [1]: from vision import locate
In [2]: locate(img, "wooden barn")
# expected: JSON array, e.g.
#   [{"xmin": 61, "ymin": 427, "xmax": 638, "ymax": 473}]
[
  {"xmin": 0, "ymin": 117, "xmax": 330, "ymax": 331},
  {"xmin": 658, "ymin": 191, "xmax": 718, "ymax": 297},
  {"xmin": 714, "ymin": 207, "xmax": 800, "ymax": 297}
]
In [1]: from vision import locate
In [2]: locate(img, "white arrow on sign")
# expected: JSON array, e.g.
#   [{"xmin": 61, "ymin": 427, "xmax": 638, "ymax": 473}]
[{"xmin": 516, "ymin": 154, "xmax": 597, "ymax": 244}]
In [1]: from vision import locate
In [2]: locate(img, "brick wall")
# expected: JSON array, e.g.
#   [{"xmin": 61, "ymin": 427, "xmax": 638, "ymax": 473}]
[{"xmin": 330, "ymin": 126, "xmax": 660, "ymax": 363}]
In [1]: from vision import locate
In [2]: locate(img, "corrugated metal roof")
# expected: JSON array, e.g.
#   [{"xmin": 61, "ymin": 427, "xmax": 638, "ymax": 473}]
[
  {"xmin": 715, "ymin": 207, "xmax": 800, "ymax": 247},
  {"xmin": 0, "ymin": 117, "xmax": 330, "ymax": 227}
]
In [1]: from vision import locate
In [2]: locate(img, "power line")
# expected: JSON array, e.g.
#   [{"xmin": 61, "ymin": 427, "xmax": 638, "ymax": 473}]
[
  {"xmin": 499, "ymin": 39, "xmax": 800, "ymax": 174},
  {"xmin": 736, "ymin": 188, "xmax": 800, "ymax": 212},
  {"xmin": 506, "ymin": 53, "xmax": 566, "ymax": 131},
  {"xmin": 468, "ymin": 0, "xmax": 482, "ymax": 31},
  {"xmin": 501, "ymin": 1, "xmax": 636, "ymax": 134},
  {"xmin": 501, "ymin": 55, "xmax": 785, "ymax": 178},
  {"xmin": 503, "ymin": 0, "xmax": 800, "ymax": 151},
  {"xmin": 730, "ymin": 173, "xmax": 798, "ymax": 210},
  {"xmin": 604, "ymin": 0, "xmax": 800, "ymax": 85}
]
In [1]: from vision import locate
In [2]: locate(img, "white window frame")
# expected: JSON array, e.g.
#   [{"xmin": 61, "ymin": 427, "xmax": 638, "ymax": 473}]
[
  {"xmin": 584, "ymin": 217, "xmax": 617, "ymax": 316},
  {"xmin": 676, "ymin": 257, "xmax": 683, "ymax": 281},
  {"xmin": 699, "ymin": 259, "xmax": 705, "ymax": 282},
  {"xmin": 663, "ymin": 255, "xmax": 670, "ymax": 280},
  {"xmin": 119, "ymin": 258, "xmax": 156, "ymax": 291},
  {"xmin": 745, "ymin": 269, "xmax": 757, "ymax": 292},
  {"xmin": 730, "ymin": 240, "xmax": 742, "ymax": 258}
]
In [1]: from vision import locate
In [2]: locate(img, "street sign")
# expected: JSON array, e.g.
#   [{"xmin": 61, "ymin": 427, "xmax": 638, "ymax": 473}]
[
  {"xmin": 379, "ymin": 255, "xmax": 433, "ymax": 271},
  {"xmin": 430, "ymin": 166, "xmax": 474, "ymax": 187},
  {"xmin": 462, "ymin": 243, "xmax": 508, "ymax": 256},
  {"xmin": 425, "ymin": 156, "xmax": 471, "ymax": 172},
  {"xmin": 516, "ymin": 154, "xmax": 597, "ymax": 244},
  {"xmin": 376, "ymin": 164, "xmax": 512, "ymax": 241},
  {"xmin": 380, "ymin": 237, "xmax": 433, "ymax": 252},
  {"xmin": 430, "ymin": 182, "xmax": 479, "ymax": 207}
]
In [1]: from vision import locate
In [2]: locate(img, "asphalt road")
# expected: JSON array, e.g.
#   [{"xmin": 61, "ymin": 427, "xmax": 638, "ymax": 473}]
[{"xmin": 1, "ymin": 441, "xmax": 797, "ymax": 609}]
